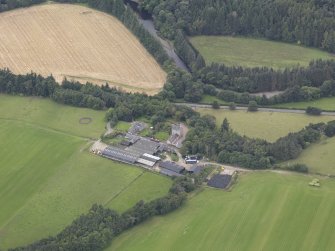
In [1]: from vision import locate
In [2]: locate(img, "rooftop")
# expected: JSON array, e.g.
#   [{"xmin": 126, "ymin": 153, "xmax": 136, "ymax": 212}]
[
  {"xmin": 159, "ymin": 161, "xmax": 185, "ymax": 173},
  {"xmin": 207, "ymin": 174, "xmax": 232, "ymax": 189}
]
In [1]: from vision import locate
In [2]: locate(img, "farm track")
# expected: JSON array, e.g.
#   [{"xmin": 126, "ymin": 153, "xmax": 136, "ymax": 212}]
[{"xmin": 0, "ymin": 3, "xmax": 166, "ymax": 93}]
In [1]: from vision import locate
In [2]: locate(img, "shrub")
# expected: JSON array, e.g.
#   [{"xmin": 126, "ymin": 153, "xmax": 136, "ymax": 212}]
[
  {"xmin": 228, "ymin": 102, "xmax": 236, "ymax": 110},
  {"xmin": 306, "ymin": 106, "xmax": 322, "ymax": 115},
  {"xmin": 286, "ymin": 163, "xmax": 309, "ymax": 173},
  {"xmin": 212, "ymin": 100, "xmax": 220, "ymax": 109},
  {"xmin": 325, "ymin": 121, "xmax": 335, "ymax": 137},
  {"xmin": 248, "ymin": 101, "xmax": 258, "ymax": 112}
]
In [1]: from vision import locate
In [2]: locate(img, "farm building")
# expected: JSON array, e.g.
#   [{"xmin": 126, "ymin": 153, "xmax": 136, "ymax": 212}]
[
  {"xmin": 141, "ymin": 153, "xmax": 161, "ymax": 162},
  {"xmin": 126, "ymin": 137, "xmax": 161, "ymax": 156},
  {"xmin": 160, "ymin": 168, "xmax": 184, "ymax": 177},
  {"xmin": 207, "ymin": 174, "xmax": 232, "ymax": 189},
  {"xmin": 125, "ymin": 133, "xmax": 141, "ymax": 144},
  {"xmin": 185, "ymin": 155, "xmax": 198, "ymax": 164},
  {"xmin": 159, "ymin": 161, "xmax": 185, "ymax": 175},
  {"xmin": 187, "ymin": 165, "xmax": 203, "ymax": 174},
  {"xmin": 137, "ymin": 153, "xmax": 161, "ymax": 167},
  {"xmin": 128, "ymin": 121, "xmax": 147, "ymax": 134},
  {"xmin": 102, "ymin": 146, "xmax": 138, "ymax": 164},
  {"xmin": 168, "ymin": 123, "xmax": 187, "ymax": 148}
]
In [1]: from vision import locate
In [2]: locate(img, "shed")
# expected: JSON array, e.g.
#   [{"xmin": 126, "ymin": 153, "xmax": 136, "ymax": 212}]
[
  {"xmin": 159, "ymin": 161, "xmax": 185, "ymax": 174},
  {"xmin": 207, "ymin": 174, "xmax": 232, "ymax": 189}
]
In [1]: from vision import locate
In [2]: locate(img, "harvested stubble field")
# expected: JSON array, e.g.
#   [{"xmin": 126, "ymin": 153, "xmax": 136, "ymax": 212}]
[{"xmin": 0, "ymin": 3, "xmax": 166, "ymax": 94}]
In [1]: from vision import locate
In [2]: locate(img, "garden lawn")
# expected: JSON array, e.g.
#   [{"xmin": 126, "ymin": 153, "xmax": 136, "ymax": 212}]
[
  {"xmin": 115, "ymin": 121, "xmax": 131, "ymax": 132},
  {"xmin": 198, "ymin": 108, "xmax": 334, "ymax": 142},
  {"xmin": 283, "ymin": 136, "xmax": 335, "ymax": 175},
  {"xmin": 272, "ymin": 97, "xmax": 335, "ymax": 111},
  {"xmin": 107, "ymin": 172, "xmax": 335, "ymax": 251},
  {"xmin": 190, "ymin": 36, "xmax": 334, "ymax": 69}
]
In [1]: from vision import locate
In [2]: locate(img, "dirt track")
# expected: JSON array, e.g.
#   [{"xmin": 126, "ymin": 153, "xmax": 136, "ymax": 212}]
[{"xmin": 0, "ymin": 3, "xmax": 166, "ymax": 94}]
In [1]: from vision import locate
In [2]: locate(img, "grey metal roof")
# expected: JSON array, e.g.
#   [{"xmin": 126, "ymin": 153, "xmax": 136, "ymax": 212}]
[
  {"xmin": 126, "ymin": 138, "xmax": 160, "ymax": 156},
  {"xmin": 207, "ymin": 174, "xmax": 232, "ymax": 189},
  {"xmin": 141, "ymin": 153, "xmax": 160, "ymax": 162},
  {"xmin": 160, "ymin": 168, "xmax": 184, "ymax": 177},
  {"xmin": 159, "ymin": 161, "xmax": 185, "ymax": 173},
  {"xmin": 102, "ymin": 146, "xmax": 139, "ymax": 164},
  {"xmin": 188, "ymin": 165, "xmax": 203, "ymax": 174}
]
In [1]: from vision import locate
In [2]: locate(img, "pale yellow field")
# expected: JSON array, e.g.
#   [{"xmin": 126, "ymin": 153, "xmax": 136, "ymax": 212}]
[{"xmin": 0, "ymin": 3, "xmax": 166, "ymax": 93}]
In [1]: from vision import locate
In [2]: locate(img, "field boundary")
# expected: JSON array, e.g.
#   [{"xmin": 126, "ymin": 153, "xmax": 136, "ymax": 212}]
[{"xmin": 103, "ymin": 171, "xmax": 145, "ymax": 207}]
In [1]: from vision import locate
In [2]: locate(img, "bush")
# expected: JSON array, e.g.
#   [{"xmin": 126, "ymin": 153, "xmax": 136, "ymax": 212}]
[
  {"xmin": 325, "ymin": 121, "xmax": 335, "ymax": 137},
  {"xmin": 284, "ymin": 163, "xmax": 309, "ymax": 173},
  {"xmin": 306, "ymin": 106, "xmax": 322, "ymax": 115},
  {"xmin": 248, "ymin": 101, "xmax": 258, "ymax": 112},
  {"xmin": 228, "ymin": 102, "xmax": 236, "ymax": 110},
  {"xmin": 212, "ymin": 101, "xmax": 220, "ymax": 109}
]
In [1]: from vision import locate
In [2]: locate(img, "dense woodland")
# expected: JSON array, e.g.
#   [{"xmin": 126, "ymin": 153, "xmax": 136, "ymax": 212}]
[
  {"xmin": 140, "ymin": 0, "xmax": 335, "ymax": 53},
  {"xmin": 138, "ymin": 0, "xmax": 335, "ymax": 103}
]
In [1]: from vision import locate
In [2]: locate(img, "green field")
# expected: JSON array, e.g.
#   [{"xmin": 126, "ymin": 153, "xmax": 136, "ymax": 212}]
[
  {"xmin": 0, "ymin": 96, "xmax": 171, "ymax": 249},
  {"xmin": 199, "ymin": 95, "xmax": 227, "ymax": 105},
  {"xmin": 198, "ymin": 108, "xmax": 334, "ymax": 141},
  {"xmin": 0, "ymin": 95, "xmax": 106, "ymax": 138},
  {"xmin": 115, "ymin": 121, "xmax": 132, "ymax": 132},
  {"xmin": 272, "ymin": 97, "xmax": 335, "ymax": 111},
  {"xmin": 283, "ymin": 137, "xmax": 335, "ymax": 175},
  {"xmin": 108, "ymin": 172, "xmax": 335, "ymax": 251},
  {"xmin": 190, "ymin": 36, "xmax": 334, "ymax": 69}
]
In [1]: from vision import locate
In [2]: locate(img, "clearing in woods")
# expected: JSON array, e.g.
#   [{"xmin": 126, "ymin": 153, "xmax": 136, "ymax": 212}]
[
  {"xmin": 189, "ymin": 36, "xmax": 334, "ymax": 69},
  {"xmin": 197, "ymin": 108, "xmax": 334, "ymax": 142},
  {"xmin": 108, "ymin": 172, "xmax": 335, "ymax": 251},
  {"xmin": 0, "ymin": 3, "xmax": 166, "ymax": 94},
  {"xmin": 0, "ymin": 95, "xmax": 171, "ymax": 249}
]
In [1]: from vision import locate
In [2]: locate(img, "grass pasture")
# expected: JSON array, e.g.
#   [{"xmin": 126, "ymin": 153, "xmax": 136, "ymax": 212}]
[
  {"xmin": 190, "ymin": 36, "xmax": 334, "ymax": 69},
  {"xmin": 198, "ymin": 108, "xmax": 334, "ymax": 141},
  {"xmin": 283, "ymin": 137, "xmax": 335, "ymax": 176},
  {"xmin": 0, "ymin": 94, "xmax": 106, "ymax": 138},
  {"xmin": 0, "ymin": 96, "xmax": 171, "ymax": 249},
  {"xmin": 108, "ymin": 172, "xmax": 335, "ymax": 251},
  {"xmin": 0, "ymin": 3, "xmax": 166, "ymax": 94},
  {"xmin": 272, "ymin": 97, "xmax": 335, "ymax": 111}
]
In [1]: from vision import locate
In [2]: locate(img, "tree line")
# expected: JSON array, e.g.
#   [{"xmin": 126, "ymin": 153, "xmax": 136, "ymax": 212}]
[
  {"xmin": 0, "ymin": 0, "xmax": 44, "ymax": 12},
  {"xmin": 10, "ymin": 171, "xmax": 211, "ymax": 251}
]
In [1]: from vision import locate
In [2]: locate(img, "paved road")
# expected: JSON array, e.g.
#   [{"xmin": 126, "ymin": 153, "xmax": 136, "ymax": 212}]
[
  {"xmin": 138, "ymin": 19, "xmax": 189, "ymax": 72},
  {"xmin": 176, "ymin": 102, "xmax": 335, "ymax": 116}
]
